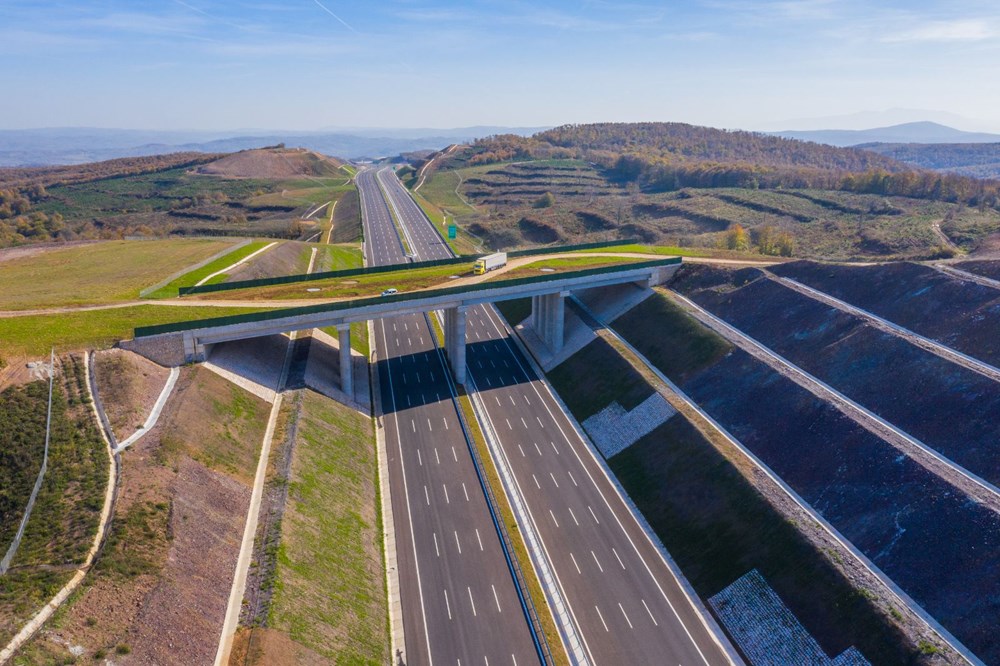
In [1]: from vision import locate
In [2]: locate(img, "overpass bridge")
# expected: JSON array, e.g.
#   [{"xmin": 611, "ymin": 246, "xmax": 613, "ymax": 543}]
[{"xmin": 124, "ymin": 257, "xmax": 680, "ymax": 388}]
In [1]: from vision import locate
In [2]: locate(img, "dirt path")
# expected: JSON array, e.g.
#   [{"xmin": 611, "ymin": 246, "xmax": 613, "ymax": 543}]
[{"xmin": 931, "ymin": 220, "xmax": 960, "ymax": 253}]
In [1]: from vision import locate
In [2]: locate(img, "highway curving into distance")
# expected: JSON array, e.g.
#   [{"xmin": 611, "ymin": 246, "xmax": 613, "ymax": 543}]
[
  {"xmin": 358, "ymin": 167, "xmax": 541, "ymax": 666},
  {"xmin": 375, "ymin": 166, "xmax": 735, "ymax": 666}
]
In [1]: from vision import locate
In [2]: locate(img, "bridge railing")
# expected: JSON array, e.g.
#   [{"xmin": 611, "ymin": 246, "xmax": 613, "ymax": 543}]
[
  {"xmin": 134, "ymin": 256, "xmax": 679, "ymax": 338},
  {"xmin": 176, "ymin": 238, "xmax": 642, "ymax": 296}
]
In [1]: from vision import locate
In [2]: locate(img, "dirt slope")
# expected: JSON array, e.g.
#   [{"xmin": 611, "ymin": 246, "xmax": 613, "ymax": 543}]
[{"xmin": 194, "ymin": 148, "xmax": 343, "ymax": 179}]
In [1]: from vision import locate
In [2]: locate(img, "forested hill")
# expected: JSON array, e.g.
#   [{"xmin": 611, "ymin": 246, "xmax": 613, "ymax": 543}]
[
  {"xmin": 455, "ymin": 122, "xmax": 904, "ymax": 173},
  {"xmin": 536, "ymin": 122, "xmax": 903, "ymax": 172},
  {"xmin": 440, "ymin": 122, "xmax": 999, "ymax": 206},
  {"xmin": 859, "ymin": 142, "xmax": 1000, "ymax": 179}
]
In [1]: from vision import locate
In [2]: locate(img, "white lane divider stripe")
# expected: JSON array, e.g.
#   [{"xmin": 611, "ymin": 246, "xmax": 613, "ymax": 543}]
[
  {"xmin": 595, "ymin": 606, "xmax": 609, "ymax": 632},
  {"xmin": 591, "ymin": 550, "xmax": 603, "ymax": 572},
  {"xmin": 549, "ymin": 472, "xmax": 560, "ymax": 488},
  {"xmin": 549, "ymin": 509, "xmax": 560, "ymax": 527},
  {"xmin": 567, "ymin": 470, "xmax": 577, "ymax": 486},
  {"xmin": 468, "ymin": 587, "xmax": 477, "ymax": 617},
  {"xmin": 568, "ymin": 507, "xmax": 579, "ymax": 526},
  {"xmin": 455, "ymin": 530, "xmax": 462, "ymax": 554},
  {"xmin": 444, "ymin": 589, "xmax": 452, "ymax": 620},
  {"xmin": 433, "ymin": 532, "xmax": 440, "ymax": 557},
  {"xmin": 619, "ymin": 602, "xmax": 634, "ymax": 629},
  {"xmin": 588, "ymin": 505, "xmax": 600, "ymax": 524},
  {"xmin": 492, "ymin": 584, "xmax": 502, "ymax": 613},
  {"xmin": 570, "ymin": 552, "xmax": 581, "ymax": 574},
  {"xmin": 534, "ymin": 442, "xmax": 543, "ymax": 456},
  {"xmin": 417, "ymin": 449, "xmax": 423, "ymax": 466},
  {"xmin": 462, "ymin": 482, "xmax": 470, "ymax": 502},
  {"xmin": 642, "ymin": 599, "xmax": 658, "ymax": 626},
  {"xmin": 613, "ymin": 547, "xmax": 626, "ymax": 570},
  {"xmin": 443, "ymin": 484, "xmax": 450, "ymax": 504},
  {"xmin": 424, "ymin": 486, "xmax": 430, "ymax": 505},
  {"xmin": 532, "ymin": 474, "xmax": 541, "ymax": 489},
  {"xmin": 475, "ymin": 528, "xmax": 484, "ymax": 551}
]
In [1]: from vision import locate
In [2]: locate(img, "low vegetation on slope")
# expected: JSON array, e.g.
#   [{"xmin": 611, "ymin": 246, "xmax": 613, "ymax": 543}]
[
  {"xmin": 232, "ymin": 390, "xmax": 387, "ymax": 664},
  {"xmin": 0, "ymin": 356, "xmax": 107, "ymax": 648},
  {"xmin": 413, "ymin": 123, "xmax": 1000, "ymax": 259},
  {"xmin": 0, "ymin": 148, "xmax": 356, "ymax": 247}
]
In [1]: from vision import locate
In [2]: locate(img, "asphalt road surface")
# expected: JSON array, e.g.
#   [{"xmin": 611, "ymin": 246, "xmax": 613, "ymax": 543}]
[
  {"xmin": 376, "ymin": 166, "xmax": 735, "ymax": 666},
  {"xmin": 358, "ymin": 167, "xmax": 541, "ymax": 666}
]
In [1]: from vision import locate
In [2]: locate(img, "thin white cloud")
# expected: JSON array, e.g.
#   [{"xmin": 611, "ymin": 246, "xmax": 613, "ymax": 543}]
[{"xmin": 882, "ymin": 18, "xmax": 998, "ymax": 43}]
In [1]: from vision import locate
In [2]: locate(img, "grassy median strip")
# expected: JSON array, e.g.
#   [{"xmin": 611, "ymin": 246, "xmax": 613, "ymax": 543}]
[{"xmin": 0, "ymin": 305, "xmax": 266, "ymax": 359}]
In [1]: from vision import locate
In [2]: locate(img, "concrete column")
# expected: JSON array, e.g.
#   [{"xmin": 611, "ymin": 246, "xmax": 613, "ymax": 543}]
[
  {"xmin": 531, "ymin": 295, "xmax": 541, "ymax": 328},
  {"xmin": 444, "ymin": 308, "xmax": 455, "ymax": 362},
  {"xmin": 453, "ymin": 306, "xmax": 468, "ymax": 385},
  {"xmin": 550, "ymin": 292, "xmax": 567, "ymax": 353},
  {"xmin": 337, "ymin": 324, "xmax": 352, "ymax": 398}
]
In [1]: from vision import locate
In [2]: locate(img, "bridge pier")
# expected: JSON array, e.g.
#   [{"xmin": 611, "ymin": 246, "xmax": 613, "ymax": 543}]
[
  {"xmin": 443, "ymin": 306, "xmax": 468, "ymax": 385},
  {"xmin": 531, "ymin": 291, "xmax": 568, "ymax": 353},
  {"xmin": 336, "ymin": 324, "xmax": 353, "ymax": 397}
]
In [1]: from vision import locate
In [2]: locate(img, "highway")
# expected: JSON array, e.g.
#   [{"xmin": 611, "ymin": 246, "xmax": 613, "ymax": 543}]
[
  {"xmin": 358, "ymin": 168, "xmax": 541, "ymax": 666},
  {"xmin": 376, "ymin": 166, "xmax": 735, "ymax": 665}
]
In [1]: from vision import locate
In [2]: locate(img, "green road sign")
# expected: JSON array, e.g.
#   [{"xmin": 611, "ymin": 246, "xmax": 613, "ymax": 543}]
[{"xmin": 448, "ymin": 224, "xmax": 457, "ymax": 239}]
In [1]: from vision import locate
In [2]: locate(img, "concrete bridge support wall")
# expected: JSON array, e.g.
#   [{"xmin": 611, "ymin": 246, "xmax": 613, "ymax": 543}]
[
  {"xmin": 336, "ymin": 324, "xmax": 352, "ymax": 396},
  {"xmin": 442, "ymin": 306, "xmax": 469, "ymax": 385},
  {"xmin": 531, "ymin": 291, "xmax": 568, "ymax": 353}
]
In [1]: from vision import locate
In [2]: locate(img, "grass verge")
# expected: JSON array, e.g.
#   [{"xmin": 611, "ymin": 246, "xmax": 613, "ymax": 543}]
[
  {"xmin": 262, "ymin": 390, "xmax": 387, "ymax": 664},
  {"xmin": 0, "ymin": 305, "xmax": 266, "ymax": 359}
]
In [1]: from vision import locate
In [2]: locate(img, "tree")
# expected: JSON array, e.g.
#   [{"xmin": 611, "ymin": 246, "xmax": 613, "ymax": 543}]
[{"xmin": 723, "ymin": 223, "xmax": 750, "ymax": 252}]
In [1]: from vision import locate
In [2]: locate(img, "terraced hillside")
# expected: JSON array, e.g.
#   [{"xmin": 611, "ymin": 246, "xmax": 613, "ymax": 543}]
[
  {"xmin": 610, "ymin": 288, "xmax": 1000, "ymax": 664},
  {"xmin": 3, "ymin": 148, "xmax": 356, "ymax": 246},
  {"xmin": 418, "ymin": 159, "xmax": 1000, "ymax": 259}
]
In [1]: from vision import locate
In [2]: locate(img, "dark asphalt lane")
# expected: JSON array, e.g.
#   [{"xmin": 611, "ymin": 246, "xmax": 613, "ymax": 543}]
[
  {"xmin": 379, "ymin": 167, "xmax": 734, "ymax": 665},
  {"xmin": 359, "ymin": 168, "xmax": 540, "ymax": 666}
]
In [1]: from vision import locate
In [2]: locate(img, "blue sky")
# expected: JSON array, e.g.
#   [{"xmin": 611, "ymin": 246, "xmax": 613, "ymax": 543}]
[{"xmin": 3, "ymin": 0, "xmax": 1000, "ymax": 131}]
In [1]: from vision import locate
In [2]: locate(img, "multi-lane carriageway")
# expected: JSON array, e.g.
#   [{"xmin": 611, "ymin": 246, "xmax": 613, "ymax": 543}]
[
  {"xmin": 363, "ymin": 166, "xmax": 735, "ymax": 665},
  {"xmin": 360, "ymin": 168, "xmax": 541, "ymax": 665}
]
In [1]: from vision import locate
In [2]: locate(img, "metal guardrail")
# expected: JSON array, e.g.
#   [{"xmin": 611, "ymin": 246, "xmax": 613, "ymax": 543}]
[
  {"xmin": 176, "ymin": 239, "xmax": 642, "ymax": 296},
  {"xmin": 135, "ymin": 256, "xmax": 679, "ymax": 338}
]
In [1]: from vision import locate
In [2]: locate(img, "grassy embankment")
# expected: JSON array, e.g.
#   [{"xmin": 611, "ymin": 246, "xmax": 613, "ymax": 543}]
[
  {"xmin": 0, "ymin": 305, "xmax": 267, "ymax": 360},
  {"xmin": 540, "ymin": 293, "xmax": 921, "ymax": 665},
  {"xmin": 0, "ymin": 357, "xmax": 107, "ymax": 648},
  {"xmin": 0, "ymin": 239, "xmax": 237, "ymax": 310},
  {"xmin": 232, "ymin": 390, "xmax": 388, "ymax": 664}
]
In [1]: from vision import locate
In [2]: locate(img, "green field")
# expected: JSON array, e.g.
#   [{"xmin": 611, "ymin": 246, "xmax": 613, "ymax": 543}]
[
  {"xmin": 146, "ymin": 240, "xmax": 273, "ymax": 298},
  {"xmin": 0, "ymin": 239, "xmax": 237, "ymax": 310},
  {"xmin": 310, "ymin": 243, "xmax": 363, "ymax": 273},
  {"xmin": 0, "ymin": 304, "xmax": 266, "ymax": 359},
  {"xmin": 267, "ymin": 391, "xmax": 387, "ymax": 663}
]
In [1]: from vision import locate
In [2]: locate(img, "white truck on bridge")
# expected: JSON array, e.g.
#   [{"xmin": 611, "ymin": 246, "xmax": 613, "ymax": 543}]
[{"xmin": 473, "ymin": 252, "xmax": 506, "ymax": 275}]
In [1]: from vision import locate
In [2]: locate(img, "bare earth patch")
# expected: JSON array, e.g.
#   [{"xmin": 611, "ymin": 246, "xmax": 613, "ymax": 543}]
[
  {"xmin": 93, "ymin": 349, "xmax": 170, "ymax": 438},
  {"xmin": 126, "ymin": 457, "xmax": 250, "ymax": 665}
]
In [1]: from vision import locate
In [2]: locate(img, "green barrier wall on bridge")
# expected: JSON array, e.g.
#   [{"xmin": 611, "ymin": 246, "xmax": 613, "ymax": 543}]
[
  {"xmin": 136, "ymin": 255, "xmax": 679, "ymax": 338},
  {"xmin": 176, "ymin": 238, "xmax": 642, "ymax": 296}
]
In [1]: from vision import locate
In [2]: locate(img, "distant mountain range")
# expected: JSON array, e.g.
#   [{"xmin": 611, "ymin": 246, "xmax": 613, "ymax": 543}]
[
  {"xmin": 772, "ymin": 121, "xmax": 1000, "ymax": 147},
  {"xmin": 0, "ymin": 126, "xmax": 548, "ymax": 167}
]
